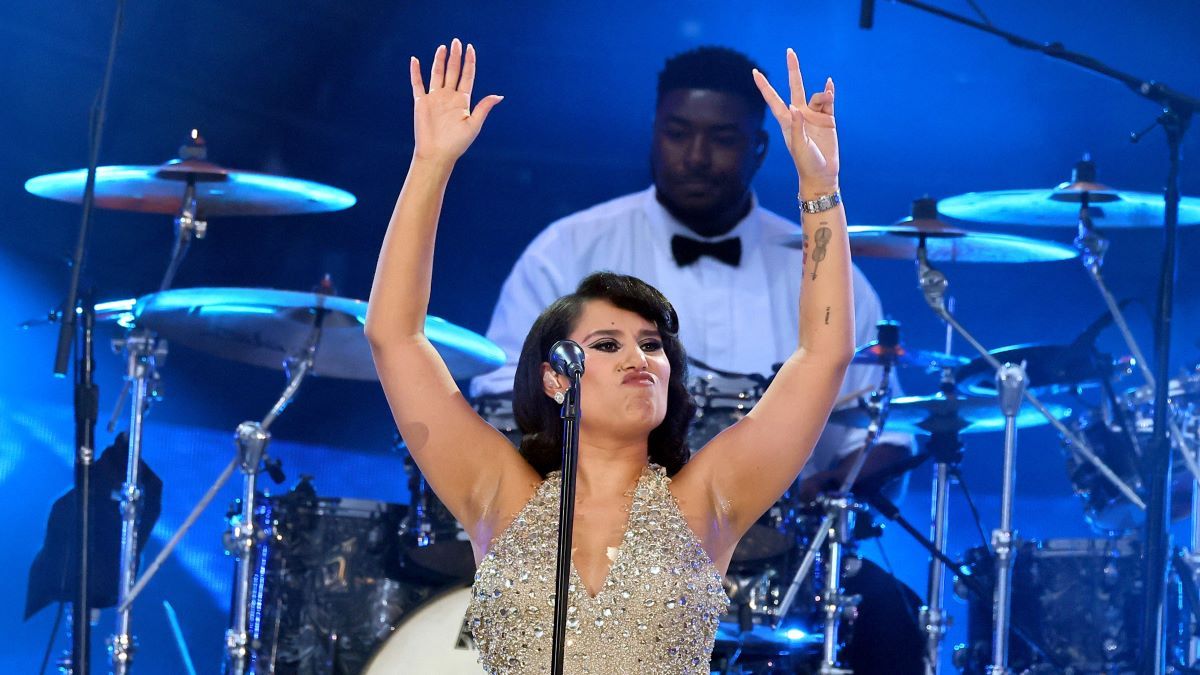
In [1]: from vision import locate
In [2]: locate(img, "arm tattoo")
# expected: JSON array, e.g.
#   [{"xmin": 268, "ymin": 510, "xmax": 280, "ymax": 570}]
[
  {"xmin": 824, "ymin": 306, "xmax": 831, "ymax": 325},
  {"xmin": 810, "ymin": 226, "xmax": 832, "ymax": 281}
]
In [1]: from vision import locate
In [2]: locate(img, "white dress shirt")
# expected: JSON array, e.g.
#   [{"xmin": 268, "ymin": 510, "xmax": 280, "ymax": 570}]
[{"xmin": 471, "ymin": 186, "xmax": 911, "ymax": 477}]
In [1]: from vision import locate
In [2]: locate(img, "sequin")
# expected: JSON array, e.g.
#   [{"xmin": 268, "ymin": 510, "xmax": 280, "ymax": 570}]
[{"xmin": 467, "ymin": 465, "xmax": 728, "ymax": 674}]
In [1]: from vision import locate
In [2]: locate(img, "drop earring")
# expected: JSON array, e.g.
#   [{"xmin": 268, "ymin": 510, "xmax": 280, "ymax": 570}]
[{"xmin": 553, "ymin": 391, "xmax": 565, "ymax": 404}]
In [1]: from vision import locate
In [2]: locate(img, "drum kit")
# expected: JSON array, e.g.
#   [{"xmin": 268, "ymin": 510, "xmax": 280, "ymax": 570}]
[{"xmin": 24, "ymin": 141, "xmax": 1200, "ymax": 675}]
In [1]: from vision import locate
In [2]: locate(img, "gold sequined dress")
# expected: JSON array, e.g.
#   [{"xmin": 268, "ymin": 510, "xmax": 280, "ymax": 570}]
[{"xmin": 467, "ymin": 464, "xmax": 729, "ymax": 674}]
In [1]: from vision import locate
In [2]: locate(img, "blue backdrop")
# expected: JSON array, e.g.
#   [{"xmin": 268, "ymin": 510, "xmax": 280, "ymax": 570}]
[{"xmin": 3, "ymin": 1, "xmax": 1199, "ymax": 672}]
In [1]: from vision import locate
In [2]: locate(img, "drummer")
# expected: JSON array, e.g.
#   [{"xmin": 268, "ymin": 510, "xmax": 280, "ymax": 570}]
[{"xmin": 471, "ymin": 45, "xmax": 922, "ymax": 673}]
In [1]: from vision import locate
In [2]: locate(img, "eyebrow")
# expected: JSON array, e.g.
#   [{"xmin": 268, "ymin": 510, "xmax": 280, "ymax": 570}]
[
  {"xmin": 581, "ymin": 328, "xmax": 662, "ymax": 342},
  {"xmin": 657, "ymin": 116, "xmax": 745, "ymax": 133}
]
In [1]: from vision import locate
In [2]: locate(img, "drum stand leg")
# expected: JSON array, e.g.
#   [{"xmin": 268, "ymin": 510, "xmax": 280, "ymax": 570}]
[
  {"xmin": 920, "ymin": 428, "xmax": 960, "ymax": 675},
  {"xmin": 225, "ymin": 352, "xmax": 314, "ymax": 675},
  {"xmin": 108, "ymin": 331, "xmax": 164, "ymax": 675},
  {"xmin": 819, "ymin": 496, "xmax": 860, "ymax": 675},
  {"xmin": 988, "ymin": 364, "xmax": 1028, "ymax": 675}
]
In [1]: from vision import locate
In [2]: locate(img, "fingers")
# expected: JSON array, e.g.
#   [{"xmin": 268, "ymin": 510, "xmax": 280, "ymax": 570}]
[
  {"xmin": 752, "ymin": 68, "xmax": 791, "ymax": 131},
  {"xmin": 469, "ymin": 94, "xmax": 505, "ymax": 128},
  {"xmin": 445, "ymin": 38, "xmax": 463, "ymax": 90},
  {"xmin": 429, "ymin": 44, "xmax": 447, "ymax": 92},
  {"xmin": 459, "ymin": 43, "xmax": 477, "ymax": 98},
  {"xmin": 409, "ymin": 57, "xmax": 425, "ymax": 99},
  {"xmin": 787, "ymin": 48, "xmax": 806, "ymax": 109}
]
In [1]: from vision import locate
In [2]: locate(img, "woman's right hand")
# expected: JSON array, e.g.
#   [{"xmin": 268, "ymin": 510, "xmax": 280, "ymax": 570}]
[{"xmin": 410, "ymin": 38, "xmax": 504, "ymax": 165}]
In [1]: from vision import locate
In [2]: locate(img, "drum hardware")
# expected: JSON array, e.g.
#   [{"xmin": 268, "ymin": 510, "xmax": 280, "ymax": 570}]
[
  {"xmin": 987, "ymin": 362, "xmax": 1027, "ymax": 674},
  {"xmin": 772, "ymin": 320, "xmax": 902, "ymax": 673},
  {"xmin": 24, "ymin": 132, "xmax": 361, "ymax": 674},
  {"xmin": 910, "ymin": 233, "xmax": 1130, "ymax": 675},
  {"xmin": 855, "ymin": 481, "xmax": 1058, "ymax": 672},
  {"xmin": 1063, "ymin": 158, "xmax": 1200, "ymax": 486},
  {"xmin": 107, "ymin": 329, "xmax": 168, "ymax": 675},
  {"xmin": 397, "ymin": 437, "xmax": 476, "ymax": 584}
]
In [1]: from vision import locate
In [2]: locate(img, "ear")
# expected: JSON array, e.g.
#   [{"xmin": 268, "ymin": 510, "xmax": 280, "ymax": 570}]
[
  {"xmin": 540, "ymin": 362, "xmax": 562, "ymax": 399},
  {"xmin": 753, "ymin": 130, "xmax": 768, "ymax": 166}
]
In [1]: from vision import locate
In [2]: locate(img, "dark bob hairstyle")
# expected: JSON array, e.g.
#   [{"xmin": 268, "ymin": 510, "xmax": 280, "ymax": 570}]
[{"xmin": 512, "ymin": 272, "xmax": 695, "ymax": 477}]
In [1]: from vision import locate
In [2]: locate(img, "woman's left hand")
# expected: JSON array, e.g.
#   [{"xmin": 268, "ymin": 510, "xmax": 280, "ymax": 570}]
[{"xmin": 752, "ymin": 49, "xmax": 839, "ymax": 192}]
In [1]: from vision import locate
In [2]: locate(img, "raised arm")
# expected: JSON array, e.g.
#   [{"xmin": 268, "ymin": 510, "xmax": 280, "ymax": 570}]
[
  {"xmin": 676, "ymin": 48, "xmax": 855, "ymax": 560},
  {"xmin": 365, "ymin": 39, "xmax": 537, "ymax": 545}
]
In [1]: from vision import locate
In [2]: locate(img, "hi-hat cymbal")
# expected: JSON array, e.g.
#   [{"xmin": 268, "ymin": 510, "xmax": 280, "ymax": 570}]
[
  {"xmin": 778, "ymin": 197, "xmax": 1077, "ymax": 263},
  {"xmin": 830, "ymin": 392, "xmax": 1071, "ymax": 436},
  {"xmin": 779, "ymin": 226, "xmax": 1077, "ymax": 263},
  {"xmin": 132, "ymin": 287, "xmax": 505, "ymax": 381},
  {"xmin": 852, "ymin": 341, "xmax": 969, "ymax": 370},
  {"xmin": 25, "ymin": 159, "xmax": 357, "ymax": 217}
]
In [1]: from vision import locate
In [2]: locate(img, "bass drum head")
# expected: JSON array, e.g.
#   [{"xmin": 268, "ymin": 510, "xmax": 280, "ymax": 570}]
[{"xmin": 364, "ymin": 585, "xmax": 483, "ymax": 674}]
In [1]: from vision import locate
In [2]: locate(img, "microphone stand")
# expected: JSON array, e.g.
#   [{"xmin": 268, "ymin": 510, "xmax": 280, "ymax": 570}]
[
  {"xmin": 53, "ymin": 3, "xmax": 127, "ymax": 672},
  {"xmin": 869, "ymin": 5, "xmax": 1197, "ymax": 671},
  {"xmin": 551, "ymin": 370, "xmax": 582, "ymax": 675}
]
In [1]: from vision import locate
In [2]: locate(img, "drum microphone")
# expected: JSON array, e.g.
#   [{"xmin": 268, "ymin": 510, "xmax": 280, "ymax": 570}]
[
  {"xmin": 549, "ymin": 340, "xmax": 585, "ymax": 377},
  {"xmin": 859, "ymin": 0, "xmax": 875, "ymax": 29}
]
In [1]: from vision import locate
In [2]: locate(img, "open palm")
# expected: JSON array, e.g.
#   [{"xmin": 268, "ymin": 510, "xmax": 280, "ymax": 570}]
[{"xmin": 410, "ymin": 38, "xmax": 503, "ymax": 164}]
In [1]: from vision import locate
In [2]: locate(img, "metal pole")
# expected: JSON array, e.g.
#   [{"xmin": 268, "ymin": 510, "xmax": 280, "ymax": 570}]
[
  {"xmin": 72, "ymin": 297, "xmax": 98, "ymax": 675},
  {"xmin": 110, "ymin": 333, "xmax": 153, "ymax": 674},
  {"xmin": 989, "ymin": 363, "xmax": 1027, "ymax": 674},
  {"xmin": 922, "ymin": 460, "xmax": 951, "ymax": 675}
]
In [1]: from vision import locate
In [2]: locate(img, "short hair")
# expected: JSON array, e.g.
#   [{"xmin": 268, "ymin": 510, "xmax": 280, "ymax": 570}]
[
  {"xmin": 657, "ymin": 46, "xmax": 767, "ymax": 122},
  {"xmin": 512, "ymin": 272, "xmax": 694, "ymax": 477}
]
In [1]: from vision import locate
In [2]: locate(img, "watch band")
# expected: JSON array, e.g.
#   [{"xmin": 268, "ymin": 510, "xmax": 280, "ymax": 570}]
[{"xmin": 798, "ymin": 190, "xmax": 842, "ymax": 214}]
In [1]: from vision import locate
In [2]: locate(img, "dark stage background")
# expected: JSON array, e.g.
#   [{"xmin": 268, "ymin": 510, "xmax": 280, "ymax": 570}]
[{"xmin": 3, "ymin": 1, "xmax": 1199, "ymax": 672}]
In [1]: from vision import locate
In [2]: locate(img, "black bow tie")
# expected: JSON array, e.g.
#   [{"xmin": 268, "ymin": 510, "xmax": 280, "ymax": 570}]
[{"xmin": 671, "ymin": 234, "xmax": 742, "ymax": 267}]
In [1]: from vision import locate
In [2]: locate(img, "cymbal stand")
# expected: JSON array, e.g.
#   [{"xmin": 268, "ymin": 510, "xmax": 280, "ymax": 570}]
[
  {"xmin": 224, "ymin": 315, "xmax": 321, "ymax": 675},
  {"xmin": 1072, "ymin": 179, "xmax": 1200, "ymax": 485},
  {"xmin": 159, "ymin": 178, "xmax": 206, "ymax": 292},
  {"xmin": 918, "ymin": 379, "xmax": 962, "ymax": 675},
  {"xmin": 107, "ymin": 330, "xmax": 167, "ymax": 675},
  {"xmin": 775, "ymin": 323, "xmax": 897, "ymax": 672},
  {"xmin": 988, "ymin": 363, "xmax": 1028, "ymax": 674},
  {"xmin": 915, "ymin": 241, "xmax": 1143, "ymax": 508},
  {"xmin": 115, "ymin": 321, "xmax": 319, "ymax": 675}
]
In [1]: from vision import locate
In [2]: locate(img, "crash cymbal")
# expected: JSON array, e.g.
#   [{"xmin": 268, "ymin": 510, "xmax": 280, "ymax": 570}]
[
  {"xmin": 25, "ymin": 159, "xmax": 356, "ymax": 217},
  {"xmin": 852, "ymin": 341, "xmax": 969, "ymax": 370},
  {"xmin": 938, "ymin": 190, "xmax": 1200, "ymax": 229},
  {"xmin": 132, "ymin": 287, "xmax": 505, "ymax": 381},
  {"xmin": 956, "ymin": 344, "xmax": 1102, "ymax": 397},
  {"xmin": 938, "ymin": 159, "xmax": 1200, "ymax": 228},
  {"xmin": 830, "ymin": 392, "xmax": 1071, "ymax": 436}
]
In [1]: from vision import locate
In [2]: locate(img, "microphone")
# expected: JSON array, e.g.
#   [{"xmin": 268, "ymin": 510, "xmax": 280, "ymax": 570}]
[
  {"xmin": 549, "ymin": 340, "xmax": 585, "ymax": 378},
  {"xmin": 859, "ymin": 0, "xmax": 875, "ymax": 29}
]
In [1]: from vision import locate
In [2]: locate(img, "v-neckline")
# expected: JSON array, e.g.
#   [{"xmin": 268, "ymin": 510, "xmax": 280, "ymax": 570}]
[{"xmin": 567, "ymin": 467, "xmax": 646, "ymax": 601}]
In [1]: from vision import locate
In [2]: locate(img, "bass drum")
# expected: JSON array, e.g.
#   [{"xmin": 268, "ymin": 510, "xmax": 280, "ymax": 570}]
[{"xmin": 364, "ymin": 586, "xmax": 483, "ymax": 674}]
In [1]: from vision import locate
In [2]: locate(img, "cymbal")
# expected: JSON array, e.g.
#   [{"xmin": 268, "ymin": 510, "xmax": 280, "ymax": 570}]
[
  {"xmin": 838, "ymin": 225, "xmax": 1077, "ymax": 263},
  {"xmin": 938, "ymin": 189, "xmax": 1200, "ymax": 229},
  {"xmin": 956, "ymin": 344, "xmax": 1102, "ymax": 397},
  {"xmin": 25, "ymin": 159, "xmax": 357, "ymax": 217},
  {"xmin": 830, "ymin": 392, "xmax": 1071, "ymax": 436},
  {"xmin": 852, "ymin": 341, "xmax": 969, "ymax": 370},
  {"xmin": 132, "ymin": 287, "xmax": 505, "ymax": 381}
]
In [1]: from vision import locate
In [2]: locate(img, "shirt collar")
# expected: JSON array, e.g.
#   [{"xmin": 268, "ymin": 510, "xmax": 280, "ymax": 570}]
[{"xmin": 639, "ymin": 185, "xmax": 764, "ymax": 248}]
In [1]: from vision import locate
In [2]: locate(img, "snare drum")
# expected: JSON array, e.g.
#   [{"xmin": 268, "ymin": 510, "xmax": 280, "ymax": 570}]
[{"xmin": 363, "ymin": 586, "xmax": 483, "ymax": 674}]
